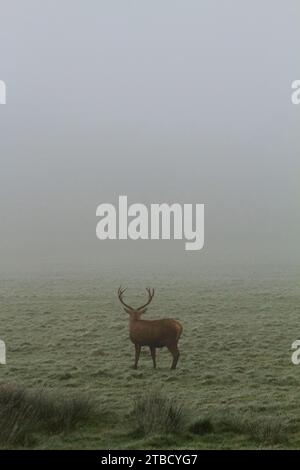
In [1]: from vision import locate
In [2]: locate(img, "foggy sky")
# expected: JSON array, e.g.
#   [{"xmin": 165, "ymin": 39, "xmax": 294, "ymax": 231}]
[{"xmin": 0, "ymin": 1, "xmax": 299, "ymax": 275}]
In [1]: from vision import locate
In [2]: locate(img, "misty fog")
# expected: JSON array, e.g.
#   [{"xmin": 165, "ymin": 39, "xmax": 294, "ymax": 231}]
[{"xmin": 0, "ymin": 1, "xmax": 299, "ymax": 275}]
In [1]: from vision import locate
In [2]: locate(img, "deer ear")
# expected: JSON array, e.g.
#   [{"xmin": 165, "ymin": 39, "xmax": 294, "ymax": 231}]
[
  {"xmin": 123, "ymin": 308, "xmax": 132, "ymax": 314},
  {"xmin": 139, "ymin": 308, "xmax": 147, "ymax": 314}
]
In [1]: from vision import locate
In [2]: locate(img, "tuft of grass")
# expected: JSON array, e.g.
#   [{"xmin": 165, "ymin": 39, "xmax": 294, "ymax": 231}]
[
  {"xmin": 188, "ymin": 418, "xmax": 213, "ymax": 435},
  {"xmin": 210, "ymin": 411, "xmax": 288, "ymax": 445},
  {"xmin": 132, "ymin": 390, "xmax": 186, "ymax": 436},
  {"xmin": 0, "ymin": 383, "xmax": 94, "ymax": 447}
]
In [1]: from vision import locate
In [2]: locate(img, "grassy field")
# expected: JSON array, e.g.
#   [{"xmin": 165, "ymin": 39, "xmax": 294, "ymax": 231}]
[{"xmin": 0, "ymin": 268, "xmax": 300, "ymax": 449}]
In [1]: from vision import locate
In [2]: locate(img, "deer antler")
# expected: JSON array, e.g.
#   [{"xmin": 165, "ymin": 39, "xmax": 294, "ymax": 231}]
[
  {"xmin": 137, "ymin": 288, "xmax": 155, "ymax": 311},
  {"xmin": 118, "ymin": 287, "xmax": 134, "ymax": 310}
]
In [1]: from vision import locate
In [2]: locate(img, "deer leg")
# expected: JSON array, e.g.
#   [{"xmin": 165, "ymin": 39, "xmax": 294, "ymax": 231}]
[
  {"xmin": 134, "ymin": 344, "xmax": 141, "ymax": 369},
  {"xmin": 150, "ymin": 346, "xmax": 156, "ymax": 368},
  {"xmin": 167, "ymin": 344, "xmax": 180, "ymax": 370}
]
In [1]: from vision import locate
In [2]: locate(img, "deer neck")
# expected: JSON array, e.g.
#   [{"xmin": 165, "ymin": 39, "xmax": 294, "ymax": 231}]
[{"xmin": 129, "ymin": 317, "xmax": 140, "ymax": 328}]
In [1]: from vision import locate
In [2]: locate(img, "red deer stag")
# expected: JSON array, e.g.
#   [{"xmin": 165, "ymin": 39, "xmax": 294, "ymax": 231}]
[{"xmin": 118, "ymin": 287, "xmax": 183, "ymax": 369}]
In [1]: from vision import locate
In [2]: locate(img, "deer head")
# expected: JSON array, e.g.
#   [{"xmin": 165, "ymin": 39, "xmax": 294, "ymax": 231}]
[{"xmin": 118, "ymin": 287, "xmax": 155, "ymax": 320}]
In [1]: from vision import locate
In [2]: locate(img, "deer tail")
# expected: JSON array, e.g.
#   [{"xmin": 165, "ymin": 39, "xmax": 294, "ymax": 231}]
[{"xmin": 175, "ymin": 323, "xmax": 183, "ymax": 341}]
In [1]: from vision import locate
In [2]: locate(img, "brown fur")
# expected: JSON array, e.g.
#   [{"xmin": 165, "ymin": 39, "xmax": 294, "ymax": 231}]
[{"xmin": 118, "ymin": 287, "xmax": 183, "ymax": 369}]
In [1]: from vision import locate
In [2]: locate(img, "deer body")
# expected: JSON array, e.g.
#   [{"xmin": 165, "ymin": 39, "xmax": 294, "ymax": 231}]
[
  {"xmin": 129, "ymin": 318, "xmax": 182, "ymax": 348},
  {"xmin": 118, "ymin": 287, "xmax": 183, "ymax": 369}
]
